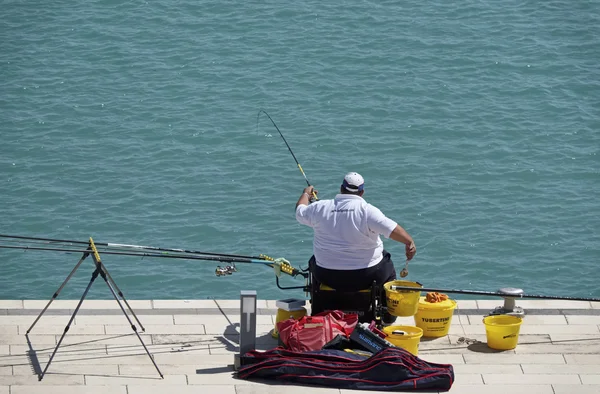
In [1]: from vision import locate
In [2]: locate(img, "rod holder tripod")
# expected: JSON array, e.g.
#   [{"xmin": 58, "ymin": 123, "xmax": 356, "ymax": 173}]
[{"xmin": 26, "ymin": 237, "xmax": 163, "ymax": 380}]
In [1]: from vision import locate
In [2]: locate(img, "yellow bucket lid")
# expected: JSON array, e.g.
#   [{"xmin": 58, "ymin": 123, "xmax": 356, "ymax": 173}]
[{"xmin": 418, "ymin": 296, "xmax": 457, "ymax": 310}]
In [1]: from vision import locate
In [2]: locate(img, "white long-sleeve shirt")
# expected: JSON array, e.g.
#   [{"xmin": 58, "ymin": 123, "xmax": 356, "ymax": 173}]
[{"xmin": 295, "ymin": 194, "xmax": 397, "ymax": 270}]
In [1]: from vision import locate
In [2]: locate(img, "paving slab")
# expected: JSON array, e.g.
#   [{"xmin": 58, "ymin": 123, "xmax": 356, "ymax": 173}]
[
  {"xmin": 236, "ymin": 386, "xmax": 341, "ymax": 394},
  {"xmin": 452, "ymin": 363, "xmax": 523, "ymax": 374},
  {"xmin": 54, "ymin": 334, "xmax": 153, "ymax": 346},
  {"xmin": 1, "ymin": 334, "xmax": 56, "ymax": 345},
  {"xmin": 552, "ymin": 385, "xmax": 600, "ymax": 394},
  {"xmin": 464, "ymin": 353, "xmax": 566, "ymax": 364},
  {"xmin": 418, "ymin": 354, "xmax": 465, "ymax": 364},
  {"xmin": 22, "ymin": 300, "xmax": 152, "ymax": 310},
  {"xmin": 153, "ymin": 299, "xmax": 269, "ymax": 309},
  {"xmin": 75, "ymin": 314, "xmax": 174, "ymax": 325},
  {"xmin": 567, "ymin": 316, "xmax": 600, "ymax": 325},
  {"xmin": 523, "ymin": 364, "xmax": 600, "ymax": 374},
  {"xmin": 564, "ymin": 354, "xmax": 600, "ymax": 364},
  {"xmin": 0, "ymin": 327, "xmax": 17, "ymax": 336},
  {"xmin": 455, "ymin": 300, "xmax": 478, "ymax": 309},
  {"xmin": 18, "ymin": 325, "xmax": 106, "ymax": 335},
  {"xmin": 482, "ymin": 373, "xmax": 581, "ymax": 384},
  {"xmin": 85, "ymin": 374, "xmax": 186, "ymax": 385},
  {"xmin": 36, "ymin": 353, "xmax": 162, "ymax": 365},
  {"xmin": 11, "ymin": 386, "xmax": 127, "ymax": 394},
  {"xmin": 106, "ymin": 324, "xmax": 205, "ymax": 335},
  {"xmin": 118, "ymin": 363, "xmax": 220, "ymax": 375},
  {"xmin": 152, "ymin": 300, "xmax": 219, "ymax": 309},
  {"xmin": 0, "ymin": 301, "xmax": 23, "ymax": 309},
  {"xmin": 0, "ymin": 316, "xmax": 73, "ymax": 326},
  {"xmin": 0, "ymin": 374, "xmax": 85, "ymax": 385},
  {"xmin": 515, "ymin": 343, "xmax": 600, "ymax": 354},
  {"xmin": 445, "ymin": 385, "xmax": 553, "ymax": 393},
  {"xmin": 454, "ymin": 373, "xmax": 483, "ymax": 384},
  {"xmin": 0, "ymin": 354, "xmax": 33, "ymax": 367},
  {"xmin": 13, "ymin": 363, "xmax": 119, "ymax": 375},
  {"xmin": 188, "ymin": 370, "xmax": 264, "ymax": 385},
  {"xmin": 173, "ymin": 314, "xmax": 273, "ymax": 325},
  {"xmin": 128, "ymin": 385, "xmax": 236, "ymax": 394},
  {"xmin": 10, "ymin": 344, "xmax": 108, "ymax": 356},
  {"xmin": 581, "ymin": 375, "xmax": 600, "ymax": 384},
  {"xmin": 549, "ymin": 334, "xmax": 600, "ymax": 343}
]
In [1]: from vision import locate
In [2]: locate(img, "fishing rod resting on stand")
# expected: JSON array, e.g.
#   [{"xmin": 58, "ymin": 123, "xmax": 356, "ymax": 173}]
[
  {"xmin": 0, "ymin": 233, "xmax": 305, "ymax": 381},
  {"xmin": 0, "ymin": 233, "xmax": 306, "ymax": 288},
  {"xmin": 24, "ymin": 237, "xmax": 164, "ymax": 381}
]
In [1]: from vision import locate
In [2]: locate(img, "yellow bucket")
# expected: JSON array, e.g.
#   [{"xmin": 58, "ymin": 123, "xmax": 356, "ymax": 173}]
[
  {"xmin": 271, "ymin": 307, "xmax": 307, "ymax": 338},
  {"xmin": 413, "ymin": 297, "xmax": 457, "ymax": 337},
  {"xmin": 383, "ymin": 280, "xmax": 423, "ymax": 316},
  {"xmin": 483, "ymin": 315, "xmax": 523, "ymax": 350},
  {"xmin": 383, "ymin": 325, "xmax": 423, "ymax": 356}
]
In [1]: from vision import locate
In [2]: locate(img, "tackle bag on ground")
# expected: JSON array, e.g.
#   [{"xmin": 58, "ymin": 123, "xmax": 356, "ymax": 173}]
[
  {"xmin": 276, "ymin": 310, "xmax": 358, "ymax": 352},
  {"xmin": 238, "ymin": 346, "xmax": 454, "ymax": 392}
]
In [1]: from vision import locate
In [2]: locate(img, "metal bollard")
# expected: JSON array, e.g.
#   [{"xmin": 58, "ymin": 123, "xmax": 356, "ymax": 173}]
[
  {"xmin": 234, "ymin": 290, "xmax": 257, "ymax": 370},
  {"xmin": 488, "ymin": 288, "xmax": 525, "ymax": 317}
]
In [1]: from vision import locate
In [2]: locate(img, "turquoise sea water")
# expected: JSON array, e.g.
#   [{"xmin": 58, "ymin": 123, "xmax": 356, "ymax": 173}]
[{"xmin": 1, "ymin": 1, "xmax": 599, "ymax": 301}]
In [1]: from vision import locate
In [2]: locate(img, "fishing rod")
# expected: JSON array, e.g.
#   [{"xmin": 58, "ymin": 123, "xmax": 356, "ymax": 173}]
[
  {"xmin": 0, "ymin": 244, "xmax": 272, "ymax": 264},
  {"xmin": 0, "ymin": 234, "xmax": 272, "ymax": 261},
  {"xmin": 389, "ymin": 285, "xmax": 600, "ymax": 303},
  {"xmin": 257, "ymin": 110, "xmax": 318, "ymax": 201},
  {"xmin": 0, "ymin": 244, "xmax": 303, "ymax": 278}
]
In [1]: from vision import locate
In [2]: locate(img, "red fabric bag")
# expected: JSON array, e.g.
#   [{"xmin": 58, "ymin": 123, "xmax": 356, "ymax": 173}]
[{"xmin": 277, "ymin": 310, "xmax": 358, "ymax": 352}]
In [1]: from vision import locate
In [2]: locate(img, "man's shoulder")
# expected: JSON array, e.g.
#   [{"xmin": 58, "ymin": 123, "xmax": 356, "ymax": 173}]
[
  {"xmin": 311, "ymin": 198, "xmax": 334, "ymax": 207},
  {"xmin": 364, "ymin": 202, "xmax": 386, "ymax": 216},
  {"xmin": 298, "ymin": 198, "xmax": 333, "ymax": 211}
]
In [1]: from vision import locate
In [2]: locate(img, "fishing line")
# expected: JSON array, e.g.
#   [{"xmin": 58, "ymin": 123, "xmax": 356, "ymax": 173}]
[
  {"xmin": 398, "ymin": 236, "xmax": 437, "ymax": 278},
  {"xmin": 256, "ymin": 110, "xmax": 318, "ymax": 200}
]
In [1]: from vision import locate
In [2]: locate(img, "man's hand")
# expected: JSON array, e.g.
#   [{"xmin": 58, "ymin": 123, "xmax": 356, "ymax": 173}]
[
  {"xmin": 405, "ymin": 241, "xmax": 416, "ymax": 261},
  {"xmin": 296, "ymin": 186, "xmax": 318, "ymax": 208},
  {"xmin": 304, "ymin": 186, "xmax": 318, "ymax": 202},
  {"xmin": 304, "ymin": 185, "xmax": 317, "ymax": 196}
]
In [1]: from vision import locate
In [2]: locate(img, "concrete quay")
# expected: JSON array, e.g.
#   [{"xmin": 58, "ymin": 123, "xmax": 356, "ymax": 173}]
[{"xmin": 1, "ymin": 298, "xmax": 600, "ymax": 394}]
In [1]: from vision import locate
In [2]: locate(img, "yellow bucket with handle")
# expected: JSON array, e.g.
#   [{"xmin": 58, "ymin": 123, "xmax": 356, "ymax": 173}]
[
  {"xmin": 383, "ymin": 325, "xmax": 423, "ymax": 356},
  {"xmin": 483, "ymin": 315, "xmax": 523, "ymax": 350},
  {"xmin": 383, "ymin": 280, "xmax": 422, "ymax": 316},
  {"xmin": 414, "ymin": 297, "xmax": 457, "ymax": 337}
]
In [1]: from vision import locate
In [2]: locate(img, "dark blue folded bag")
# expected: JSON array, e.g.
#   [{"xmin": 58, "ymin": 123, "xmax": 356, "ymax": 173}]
[{"xmin": 238, "ymin": 346, "xmax": 454, "ymax": 391}]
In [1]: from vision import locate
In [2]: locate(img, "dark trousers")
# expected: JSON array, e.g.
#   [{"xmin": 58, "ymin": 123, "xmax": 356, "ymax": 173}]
[{"xmin": 309, "ymin": 250, "xmax": 397, "ymax": 323}]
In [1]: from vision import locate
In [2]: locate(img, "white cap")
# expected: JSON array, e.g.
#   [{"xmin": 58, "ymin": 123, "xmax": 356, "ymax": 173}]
[{"xmin": 342, "ymin": 172, "xmax": 365, "ymax": 192}]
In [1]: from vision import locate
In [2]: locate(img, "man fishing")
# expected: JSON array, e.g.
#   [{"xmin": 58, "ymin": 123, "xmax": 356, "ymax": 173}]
[{"xmin": 295, "ymin": 172, "xmax": 416, "ymax": 324}]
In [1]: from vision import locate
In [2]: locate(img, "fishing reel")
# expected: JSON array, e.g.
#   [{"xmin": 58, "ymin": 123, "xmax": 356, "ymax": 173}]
[{"xmin": 215, "ymin": 263, "xmax": 237, "ymax": 277}]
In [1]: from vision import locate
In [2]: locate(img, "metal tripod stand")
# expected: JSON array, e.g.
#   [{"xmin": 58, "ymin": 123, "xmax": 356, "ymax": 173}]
[{"xmin": 26, "ymin": 237, "xmax": 163, "ymax": 380}]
